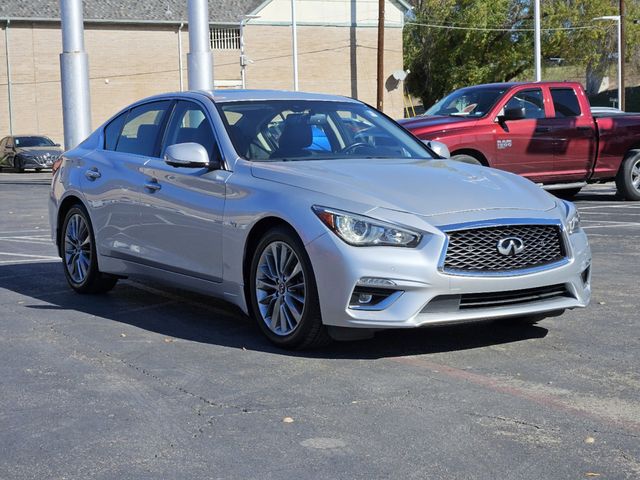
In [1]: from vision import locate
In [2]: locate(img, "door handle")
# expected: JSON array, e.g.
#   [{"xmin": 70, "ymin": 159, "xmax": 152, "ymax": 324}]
[
  {"xmin": 577, "ymin": 126, "xmax": 593, "ymax": 134},
  {"xmin": 84, "ymin": 168, "xmax": 101, "ymax": 180},
  {"xmin": 535, "ymin": 127, "xmax": 551, "ymax": 133},
  {"xmin": 144, "ymin": 180, "xmax": 161, "ymax": 192}
]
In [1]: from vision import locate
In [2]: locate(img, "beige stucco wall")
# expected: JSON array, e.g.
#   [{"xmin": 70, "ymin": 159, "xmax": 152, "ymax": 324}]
[
  {"xmin": 244, "ymin": 24, "xmax": 405, "ymax": 118},
  {"xmin": 0, "ymin": 21, "xmax": 404, "ymax": 143}
]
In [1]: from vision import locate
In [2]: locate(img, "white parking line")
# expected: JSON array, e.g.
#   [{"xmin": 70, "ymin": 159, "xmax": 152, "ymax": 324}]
[
  {"xmin": 0, "ymin": 258, "xmax": 60, "ymax": 265},
  {"xmin": 583, "ymin": 223, "xmax": 640, "ymax": 230},
  {"xmin": 579, "ymin": 204, "xmax": 640, "ymax": 210},
  {"xmin": 0, "ymin": 252, "xmax": 60, "ymax": 260}
]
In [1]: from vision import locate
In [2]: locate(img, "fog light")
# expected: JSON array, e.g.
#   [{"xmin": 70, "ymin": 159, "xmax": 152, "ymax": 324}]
[
  {"xmin": 349, "ymin": 286, "xmax": 403, "ymax": 310},
  {"xmin": 357, "ymin": 277, "xmax": 397, "ymax": 287}
]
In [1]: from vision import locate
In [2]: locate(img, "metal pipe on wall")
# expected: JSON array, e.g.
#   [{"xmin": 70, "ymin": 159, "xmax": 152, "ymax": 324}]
[
  {"xmin": 187, "ymin": 0, "xmax": 213, "ymax": 91},
  {"xmin": 178, "ymin": 22, "xmax": 184, "ymax": 91},
  {"xmin": 59, "ymin": 0, "xmax": 92, "ymax": 150},
  {"xmin": 4, "ymin": 20, "xmax": 13, "ymax": 136},
  {"xmin": 291, "ymin": 0, "xmax": 299, "ymax": 91},
  {"xmin": 534, "ymin": 0, "xmax": 541, "ymax": 81}
]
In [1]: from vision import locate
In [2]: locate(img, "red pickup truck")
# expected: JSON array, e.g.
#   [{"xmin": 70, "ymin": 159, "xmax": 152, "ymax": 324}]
[{"xmin": 399, "ymin": 81, "xmax": 640, "ymax": 200}]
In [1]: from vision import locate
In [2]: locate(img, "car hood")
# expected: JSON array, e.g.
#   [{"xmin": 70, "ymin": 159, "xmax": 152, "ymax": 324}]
[
  {"xmin": 397, "ymin": 115, "xmax": 477, "ymax": 131},
  {"xmin": 251, "ymin": 158, "xmax": 556, "ymax": 218},
  {"xmin": 17, "ymin": 146, "xmax": 62, "ymax": 156}
]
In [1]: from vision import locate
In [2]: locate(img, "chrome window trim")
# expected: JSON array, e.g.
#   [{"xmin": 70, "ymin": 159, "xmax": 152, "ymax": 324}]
[{"xmin": 436, "ymin": 218, "xmax": 572, "ymax": 277}]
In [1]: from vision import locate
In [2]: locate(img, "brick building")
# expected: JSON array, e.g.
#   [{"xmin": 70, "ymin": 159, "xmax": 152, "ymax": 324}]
[{"xmin": 0, "ymin": 0, "xmax": 410, "ymax": 143}]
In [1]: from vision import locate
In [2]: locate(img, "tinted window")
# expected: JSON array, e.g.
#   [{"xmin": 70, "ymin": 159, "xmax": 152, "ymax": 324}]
[
  {"xmin": 162, "ymin": 101, "xmax": 220, "ymax": 163},
  {"xmin": 425, "ymin": 87, "xmax": 507, "ymax": 117},
  {"xmin": 503, "ymin": 89, "xmax": 545, "ymax": 119},
  {"xmin": 14, "ymin": 136, "xmax": 55, "ymax": 147},
  {"xmin": 104, "ymin": 112, "xmax": 127, "ymax": 150},
  {"xmin": 217, "ymin": 100, "xmax": 432, "ymax": 162},
  {"xmin": 115, "ymin": 101, "xmax": 171, "ymax": 157},
  {"xmin": 551, "ymin": 88, "xmax": 581, "ymax": 117}
]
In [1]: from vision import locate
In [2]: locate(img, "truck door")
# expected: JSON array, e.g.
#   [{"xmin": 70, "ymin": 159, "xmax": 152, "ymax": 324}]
[
  {"xmin": 547, "ymin": 87, "xmax": 596, "ymax": 181},
  {"xmin": 492, "ymin": 87, "xmax": 556, "ymax": 182}
]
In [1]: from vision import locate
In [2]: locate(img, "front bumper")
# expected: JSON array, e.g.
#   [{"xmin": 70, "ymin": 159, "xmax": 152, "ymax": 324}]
[
  {"xmin": 306, "ymin": 223, "xmax": 591, "ymax": 329},
  {"xmin": 19, "ymin": 156, "xmax": 56, "ymax": 169}
]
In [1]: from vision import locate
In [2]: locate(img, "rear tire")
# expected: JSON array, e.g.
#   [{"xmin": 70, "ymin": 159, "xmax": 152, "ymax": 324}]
[
  {"xmin": 615, "ymin": 150, "xmax": 640, "ymax": 201},
  {"xmin": 248, "ymin": 226, "xmax": 331, "ymax": 349},
  {"xmin": 452, "ymin": 154, "xmax": 483, "ymax": 166},
  {"xmin": 553, "ymin": 187, "xmax": 582, "ymax": 199},
  {"xmin": 61, "ymin": 205, "xmax": 118, "ymax": 294}
]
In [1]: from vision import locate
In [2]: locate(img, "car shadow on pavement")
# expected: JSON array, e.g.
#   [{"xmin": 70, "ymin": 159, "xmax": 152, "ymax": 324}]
[{"xmin": 1, "ymin": 261, "xmax": 548, "ymax": 360}]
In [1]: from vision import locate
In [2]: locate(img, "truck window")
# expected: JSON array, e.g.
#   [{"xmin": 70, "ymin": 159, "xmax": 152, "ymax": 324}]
[
  {"xmin": 503, "ymin": 89, "xmax": 545, "ymax": 119},
  {"xmin": 551, "ymin": 88, "xmax": 581, "ymax": 118}
]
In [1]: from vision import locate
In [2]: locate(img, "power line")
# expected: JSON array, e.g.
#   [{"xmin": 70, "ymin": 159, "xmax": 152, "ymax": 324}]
[{"xmin": 406, "ymin": 21, "xmax": 613, "ymax": 32}]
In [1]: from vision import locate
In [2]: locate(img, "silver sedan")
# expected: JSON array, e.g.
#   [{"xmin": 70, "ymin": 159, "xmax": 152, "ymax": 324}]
[{"xmin": 49, "ymin": 90, "xmax": 591, "ymax": 348}]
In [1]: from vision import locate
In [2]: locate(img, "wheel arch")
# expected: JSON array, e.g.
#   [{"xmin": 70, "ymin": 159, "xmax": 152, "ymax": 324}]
[
  {"xmin": 242, "ymin": 216, "xmax": 301, "ymax": 302},
  {"xmin": 450, "ymin": 149, "xmax": 490, "ymax": 166},
  {"xmin": 56, "ymin": 195, "xmax": 86, "ymax": 256}
]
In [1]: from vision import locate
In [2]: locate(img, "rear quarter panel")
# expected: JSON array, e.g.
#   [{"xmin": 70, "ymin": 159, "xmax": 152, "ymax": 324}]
[{"xmin": 593, "ymin": 114, "xmax": 640, "ymax": 179}]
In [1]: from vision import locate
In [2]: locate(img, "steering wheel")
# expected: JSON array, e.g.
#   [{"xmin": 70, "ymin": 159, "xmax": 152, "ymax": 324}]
[{"xmin": 340, "ymin": 142, "xmax": 370, "ymax": 155}]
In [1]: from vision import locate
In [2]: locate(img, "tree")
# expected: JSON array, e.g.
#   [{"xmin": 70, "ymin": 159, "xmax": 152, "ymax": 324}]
[{"xmin": 405, "ymin": 0, "xmax": 640, "ymax": 109}]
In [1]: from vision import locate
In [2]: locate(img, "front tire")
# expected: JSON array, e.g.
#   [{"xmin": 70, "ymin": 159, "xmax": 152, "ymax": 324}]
[
  {"xmin": 553, "ymin": 187, "xmax": 582, "ymax": 200},
  {"xmin": 616, "ymin": 150, "xmax": 640, "ymax": 201},
  {"xmin": 248, "ymin": 227, "xmax": 331, "ymax": 349},
  {"xmin": 61, "ymin": 205, "xmax": 118, "ymax": 294}
]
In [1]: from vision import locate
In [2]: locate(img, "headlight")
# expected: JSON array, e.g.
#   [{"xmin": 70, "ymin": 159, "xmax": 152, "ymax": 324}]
[
  {"xmin": 312, "ymin": 206, "xmax": 422, "ymax": 247},
  {"xmin": 562, "ymin": 200, "xmax": 581, "ymax": 235}
]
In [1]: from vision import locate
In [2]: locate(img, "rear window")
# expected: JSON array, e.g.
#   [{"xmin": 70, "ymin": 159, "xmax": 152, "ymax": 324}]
[
  {"xmin": 104, "ymin": 112, "xmax": 127, "ymax": 150},
  {"xmin": 551, "ymin": 88, "xmax": 581, "ymax": 118},
  {"xmin": 115, "ymin": 101, "xmax": 172, "ymax": 157}
]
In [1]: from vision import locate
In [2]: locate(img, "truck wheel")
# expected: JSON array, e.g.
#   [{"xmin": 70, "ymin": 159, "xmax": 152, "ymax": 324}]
[
  {"xmin": 615, "ymin": 150, "xmax": 640, "ymax": 201},
  {"xmin": 452, "ymin": 154, "xmax": 482, "ymax": 166},
  {"xmin": 553, "ymin": 187, "xmax": 582, "ymax": 200}
]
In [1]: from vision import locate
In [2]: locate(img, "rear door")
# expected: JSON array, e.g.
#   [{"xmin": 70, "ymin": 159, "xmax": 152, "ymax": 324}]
[
  {"xmin": 547, "ymin": 87, "xmax": 596, "ymax": 181},
  {"xmin": 492, "ymin": 87, "xmax": 556, "ymax": 181},
  {"xmin": 80, "ymin": 100, "xmax": 172, "ymax": 261},
  {"xmin": 136, "ymin": 100, "xmax": 226, "ymax": 282}
]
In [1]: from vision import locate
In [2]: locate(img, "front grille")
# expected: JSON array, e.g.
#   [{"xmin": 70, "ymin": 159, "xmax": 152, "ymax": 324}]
[
  {"xmin": 421, "ymin": 284, "xmax": 572, "ymax": 313},
  {"xmin": 443, "ymin": 224, "xmax": 565, "ymax": 273}
]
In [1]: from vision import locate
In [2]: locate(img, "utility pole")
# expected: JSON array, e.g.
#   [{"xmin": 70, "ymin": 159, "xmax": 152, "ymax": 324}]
[
  {"xmin": 534, "ymin": 0, "xmax": 542, "ymax": 81},
  {"xmin": 620, "ymin": 0, "xmax": 626, "ymax": 111},
  {"xmin": 376, "ymin": 0, "xmax": 384, "ymax": 111},
  {"xmin": 59, "ymin": 0, "xmax": 91, "ymax": 150},
  {"xmin": 187, "ymin": 0, "xmax": 214, "ymax": 91}
]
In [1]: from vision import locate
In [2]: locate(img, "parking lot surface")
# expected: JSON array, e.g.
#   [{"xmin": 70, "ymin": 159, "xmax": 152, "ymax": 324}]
[{"xmin": 0, "ymin": 173, "xmax": 639, "ymax": 479}]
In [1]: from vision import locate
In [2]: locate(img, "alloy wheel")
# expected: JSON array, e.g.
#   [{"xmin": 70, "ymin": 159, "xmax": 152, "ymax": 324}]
[
  {"xmin": 64, "ymin": 213, "xmax": 92, "ymax": 284},
  {"xmin": 631, "ymin": 157, "xmax": 640, "ymax": 193},
  {"xmin": 255, "ymin": 241, "xmax": 306, "ymax": 336}
]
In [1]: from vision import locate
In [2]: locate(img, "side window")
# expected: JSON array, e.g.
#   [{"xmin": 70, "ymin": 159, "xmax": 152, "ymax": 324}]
[
  {"xmin": 551, "ymin": 88, "xmax": 581, "ymax": 118},
  {"xmin": 115, "ymin": 101, "xmax": 172, "ymax": 157},
  {"xmin": 504, "ymin": 89, "xmax": 545, "ymax": 119},
  {"xmin": 162, "ymin": 101, "xmax": 221, "ymax": 164},
  {"xmin": 103, "ymin": 112, "xmax": 127, "ymax": 151}
]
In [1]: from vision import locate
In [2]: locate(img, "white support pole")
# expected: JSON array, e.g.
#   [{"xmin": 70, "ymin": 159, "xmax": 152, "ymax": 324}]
[
  {"xmin": 534, "ymin": 0, "xmax": 542, "ymax": 81},
  {"xmin": 187, "ymin": 0, "xmax": 214, "ymax": 91},
  {"xmin": 291, "ymin": 0, "xmax": 299, "ymax": 91},
  {"xmin": 4, "ymin": 20, "xmax": 13, "ymax": 136},
  {"xmin": 59, "ymin": 0, "xmax": 92, "ymax": 150},
  {"xmin": 178, "ymin": 23, "xmax": 184, "ymax": 91},
  {"xmin": 240, "ymin": 19, "xmax": 247, "ymax": 89}
]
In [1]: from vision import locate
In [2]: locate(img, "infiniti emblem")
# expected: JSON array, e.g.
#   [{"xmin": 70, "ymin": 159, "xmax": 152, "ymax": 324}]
[{"xmin": 496, "ymin": 237, "xmax": 525, "ymax": 256}]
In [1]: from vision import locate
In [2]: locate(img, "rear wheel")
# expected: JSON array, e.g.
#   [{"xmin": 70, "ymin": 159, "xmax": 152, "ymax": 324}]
[
  {"xmin": 249, "ymin": 227, "xmax": 331, "ymax": 349},
  {"xmin": 61, "ymin": 205, "xmax": 118, "ymax": 294},
  {"xmin": 615, "ymin": 150, "xmax": 640, "ymax": 201},
  {"xmin": 452, "ymin": 154, "xmax": 483, "ymax": 166}
]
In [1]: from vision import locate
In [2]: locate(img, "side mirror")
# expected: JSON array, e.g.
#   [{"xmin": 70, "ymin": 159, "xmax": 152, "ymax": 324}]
[
  {"xmin": 499, "ymin": 107, "xmax": 526, "ymax": 122},
  {"xmin": 423, "ymin": 140, "xmax": 451, "ymax": 159},
  {"xmin": 164, "ymin": 143, "xmax": 211, "ymax": 168}
]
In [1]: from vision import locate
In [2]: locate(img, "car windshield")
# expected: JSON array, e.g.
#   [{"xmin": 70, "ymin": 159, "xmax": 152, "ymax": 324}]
[
  {"xmin": 216, "ymin": 100, "xmax": 433, "ymax": 162},
  {"xmin": 425, "ymin": 87, "xmax": 508, "ymax": 118},
  {"xmin": 14, "ymin": 136, "xmax": 55, "ymax": 147}
]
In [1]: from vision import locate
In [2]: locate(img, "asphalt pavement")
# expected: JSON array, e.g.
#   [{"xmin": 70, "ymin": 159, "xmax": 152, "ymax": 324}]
[{"xmin": 0, "ymin": 173, "xmax": 638, "ymax": 479}]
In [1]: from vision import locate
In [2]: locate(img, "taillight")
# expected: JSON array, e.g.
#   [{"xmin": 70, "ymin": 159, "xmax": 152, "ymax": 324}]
[{"xmin": 52, "ymin": 158, "xmax": 63, "ymax": 174}]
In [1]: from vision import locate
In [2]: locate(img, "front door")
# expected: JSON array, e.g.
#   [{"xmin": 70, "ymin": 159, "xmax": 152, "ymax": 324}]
[
  {"xmin": 492, "ymin": 87, "xmax": 556, "ymax": 182},
  {"xmin": 137, "ymin": 100, "xmax": 226, "ymax": 282}
]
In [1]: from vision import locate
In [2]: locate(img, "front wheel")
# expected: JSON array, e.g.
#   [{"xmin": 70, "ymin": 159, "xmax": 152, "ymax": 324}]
[
  {"xmin": 249, "ymin": 227, "xmax": 331, "ymax": 349},
  {"xmin": 61, "ymin": 205, "xmax": 118, "ymax": 294},
  {"xmin": 553, "ymin": 187, "xmax": 582, "ymax": 200},
  {"xmin": 615, "ymin": 150, "xmax": 640, "ymax": 201}
]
